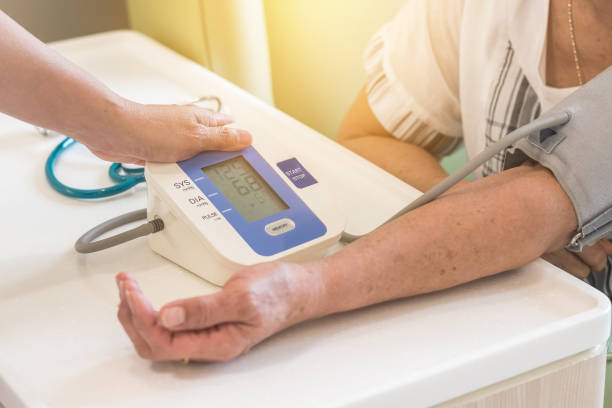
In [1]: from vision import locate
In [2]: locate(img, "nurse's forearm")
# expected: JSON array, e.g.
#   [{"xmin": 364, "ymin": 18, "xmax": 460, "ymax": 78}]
[
  {"xmin": 309, "ymin": 164, "xmax": 577, "ymax": 317},
  {"xmin": 0, "ymin": 11, "xmax": 252, "ymax": 163},
  {"xmin": 0, "ymin": 11, "xmax": 123, "ymax": 142}
]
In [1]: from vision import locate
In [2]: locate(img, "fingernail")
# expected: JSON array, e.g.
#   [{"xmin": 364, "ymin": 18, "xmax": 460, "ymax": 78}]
[
  {"xmin": 236, "ymin": 129, "xmax": 252, "ymax": 146},
  {"xmin": 215, "ymin": 112, "xmax": 233, "ymax": 122},
  {"xmin": 161, "ymin": 307, "xmax": 185, "ymax": 328},
  {"xmin": 125, "ymin": 291, "xmax": 134, "ymax": 308}
]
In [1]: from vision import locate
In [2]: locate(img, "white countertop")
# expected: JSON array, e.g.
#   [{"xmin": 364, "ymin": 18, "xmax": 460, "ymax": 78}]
[{"xmin": 0, "ymin": 31, "xmax": 609, "ymax": 408}]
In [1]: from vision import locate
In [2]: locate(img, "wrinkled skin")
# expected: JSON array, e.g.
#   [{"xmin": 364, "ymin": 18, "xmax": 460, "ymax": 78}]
[{"xmin": 116, "ymin": 262, "xmax": 322, "ymax": 362}]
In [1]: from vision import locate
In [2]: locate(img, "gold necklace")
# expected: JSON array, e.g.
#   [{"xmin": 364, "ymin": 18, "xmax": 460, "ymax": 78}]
[{"xmin": 567, "ymin": 0, "xmax": 584, "ymax": 85}]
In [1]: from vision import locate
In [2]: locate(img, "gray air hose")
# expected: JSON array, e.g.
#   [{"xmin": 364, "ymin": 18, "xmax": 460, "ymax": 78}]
[
  {"xmin": 75, "ymin": 111, "xmax": 569, "ymax": 251},
  {"xmin": 75, "ymin": 209, "xmax": 164, "ymax": 253}
]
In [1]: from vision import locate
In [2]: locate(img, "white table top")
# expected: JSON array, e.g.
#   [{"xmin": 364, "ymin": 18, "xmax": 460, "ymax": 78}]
[{"xmin": 0, "ymin": 31, "xmax": 609, "ymax": 408}]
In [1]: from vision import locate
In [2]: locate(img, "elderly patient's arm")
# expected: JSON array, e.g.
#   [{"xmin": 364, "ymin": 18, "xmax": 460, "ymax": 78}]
[
  {"xmin": 338, "ymin": 87, "xmax": 609, "ymax": 279},
  {"xmin": 316, "ymin": 164, "xmax": 575, "ymax": 313},
  {"xmin": 116, "ymin": 162, "xmax": 577, "ymax": 362}
]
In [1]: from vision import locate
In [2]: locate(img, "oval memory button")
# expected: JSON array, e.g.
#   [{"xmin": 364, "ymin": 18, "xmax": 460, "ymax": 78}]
[{"xmin": 264, "ymin": 218, "xmax": 296, "ymax": 236}]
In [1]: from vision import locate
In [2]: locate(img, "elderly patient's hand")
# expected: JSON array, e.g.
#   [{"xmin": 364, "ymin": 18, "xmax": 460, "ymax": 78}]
[
  {"xmin": 115, "ymin": 262, "xmax": 322, "ymax": 362},
  {"xmin": 543, "ymin": 239, "xmax": 612, "ymax": 279}
]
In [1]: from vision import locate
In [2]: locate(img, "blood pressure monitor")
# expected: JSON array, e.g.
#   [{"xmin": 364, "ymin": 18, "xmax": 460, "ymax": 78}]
[{"xmin": 146, "ymin": 144, "xmax": 345, "ymax": 285}]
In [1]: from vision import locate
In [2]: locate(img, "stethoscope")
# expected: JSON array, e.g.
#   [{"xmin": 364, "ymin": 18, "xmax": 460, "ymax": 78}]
[
  {"xmin": 44, "ymin": 136, "xmax": 146, "ymax": 199},
  {"xmin": 42, "ymin": 96, "xmax": 223, "ymax": 199}
]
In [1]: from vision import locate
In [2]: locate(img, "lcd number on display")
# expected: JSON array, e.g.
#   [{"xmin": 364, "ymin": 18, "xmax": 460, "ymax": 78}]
[{"xmin": 202, "ymin": 157, "xmax": 288, "ymax": 223}]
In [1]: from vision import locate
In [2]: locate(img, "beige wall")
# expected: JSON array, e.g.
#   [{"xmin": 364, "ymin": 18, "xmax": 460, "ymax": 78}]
[
  {"xmin": 0, "ymin": 0, "xmax": 128, "ymax": 43},
  {"xmin": 264, "ymin": 0, "xmax": 405, "ymax": 138},
  {"xmin": 127, "ymin": 0, "xmax": 274, "ymax": 105},
  {"xmin": 128, "ymin": 0, "xmax": 406, "ymax": 139}
]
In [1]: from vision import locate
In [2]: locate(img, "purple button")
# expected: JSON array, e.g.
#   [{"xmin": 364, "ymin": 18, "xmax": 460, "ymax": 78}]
[{"xmin": 277, "ymin": 158, "xmax": 318, "ymax": 189}]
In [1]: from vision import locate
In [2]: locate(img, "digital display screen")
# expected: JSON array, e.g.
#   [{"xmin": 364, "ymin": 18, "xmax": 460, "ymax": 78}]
[{"xmin": 202, "ymin": 157, "xmax": 289, "ymax": 223}]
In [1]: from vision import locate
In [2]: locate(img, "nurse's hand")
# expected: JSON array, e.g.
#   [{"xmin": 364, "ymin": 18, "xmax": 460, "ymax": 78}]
[
  {"xmin": 81, "ymin": 101, "xmax": 252, "ymax": 166},
  {"xmin": 0, "ymin": 10, "xmax": 251, "ymax": 165},
  {"xmin": 115, "ymin": 262, "xmax": 323, "ymax": 362},
  {"xmin": 542, "ymin": 239, "xmax": 612, "ymax": 278}
]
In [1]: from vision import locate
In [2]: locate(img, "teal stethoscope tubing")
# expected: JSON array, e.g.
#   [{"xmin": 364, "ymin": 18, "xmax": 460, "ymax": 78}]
[{"xmin": 45, "ymin": 137, "xmax": 145, "ymax": 199}]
